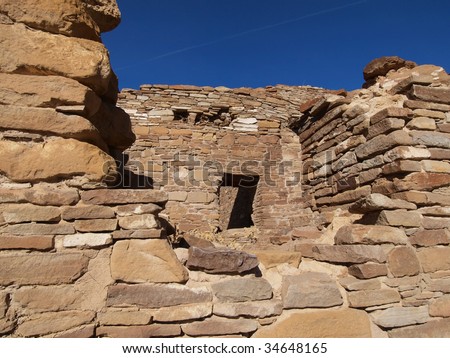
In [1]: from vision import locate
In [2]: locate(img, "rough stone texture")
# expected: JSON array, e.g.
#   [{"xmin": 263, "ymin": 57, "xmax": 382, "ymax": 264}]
[
  {"xmin": 0, "ymin": 235, "xmax": 54, "ymax": 250},
  {"xmin": 347, "ymin": 289, "xmax": 400, "ymax": 308},
  {"xmin": 74, "ymin": 219, "xmax": 117, "ymax": 232},
  {"xmin": 150, "ymin": 303, "xmax": 213, "ymax": 323},
  {"xmin": 339, "ymin": 276, "xmax": 381, "ymax": 291},
  {"xmin": 363, "ymin": 56, "xmax": 415, "ymax": 81},
  {"xmin": 96, "ymin": 324, "xmax": 181, "ymax": 338},
  {"xmin": 282, "ymin": 273, "xmax": 343, "ymax": 309},
  {"xmin": 114, "ymin": 203, "xmax": 162, "ymax": 217},
  {"xmin": 410, "ymin": 229, "xmax": 450, "ymax": 246},
  {"xmin": 376, "ymin": 210, "xmax": 422, "ymax": 227},
  {"xmin": 0, "ymin": 253, "xmax": 88, "ymax": 285},
  {"xmin": 0, "ymin": 186, "xmax": 80, "ymax": 206},
  {"xmin": 348, "ymin": 263, "xmax": 388, "ymax": 279},
  {"xmin": 214, "ymin": 300, "xmax": 283, "ymax": 319},
  {"xmin": 0, "ymin": 222, "xmax": 74, "ymax": 236},
  {"xmin": 388, "ymin": 247, "xmax": 421, "ymax": 277},
  {"xmin": 15, "ymin": 310, "xmax": 95, "ymax": 337},
  {"xmin": 429, "ymin": 296, "xmax": 450, "ymax": 317},
  {"xmin": 54, "ymin": 325, "xmax": 95, "ymax": 338},
  {"xmin": 62, "ymin": 205, "xmax": 115, "ymax": 220},
  {"xmin": 110, "ymin": 239, "xmax": 188, "ymax": 283},
  {"xmin": 118, "ymin": 214, "xmax": 159, "ymax": 230},
  {"xmin": 0, "ymin": 138, "xmax": 116, "ymax": 183},
  {"xmin": 107, "ymin": 284, "xmax": 212, "ymax": 308},
  {"xmin": 0, "ymin": 74, "xmax": 101, "ymax": 115},
  {"xmin": 371, "ymin": 306, "xmax": 429, "ymax": 328},
  {"xmin": 312, "ymin": 244, "xmax": 388, "ymax": 264},
  {"xmin": 417, "ymin": 247, "xmax": 450, "ymax": 273},
  {"xmin": 84, "ymin": 0, "xmax": 122, "ymax": 33},
  {"xmin": 211, "ymin": 278, "xmax": 273, "ymax": 302},
  {"xmin": 334, "ymin": 224, "xmax": 408, "ymax": 245},
  {"xmin": 81, "ymin": 189, "xmax": 168, "ymax": 205},
  {"xmin": 0, "ymin": 23, "xmax": 112, "ymax": 95},
  {"xmin": 186, "ymin": 246, "xmax": 259, "ymax": 274},
  {"xmin": 254, "ymin": 309, "xmax": 372, "ymax": 338},
  {"xmin": 349, "ymin": 193, "xmax": 416, "ymax": 213},
  {"xmin": 410, "ymin": 85, "xmax": 450, "ymax": 104},
  {"xmin": 0, "ymin": 105, "xmax": 105, "ymax": 147},
  {"xmin": 389, "ymin": 318, "xmax": 450, "ymax": 338},
  {"xmin": 251, "ymin": 250, "xmax": 302, "ymax": 268},
  {"xmin": 0, "ymin": 0, "xmax": 101, "ymax": 40},
  {"xmin": 97, "ymin": 310, "xmax": 153, "ymax": 326},
  {"xmin": 182, "ymin": 318, "xmax": 258, "ymax": 337},
  {"xmin": 63, "ymin": 233, "xmax": 112, "ymax": 248}
]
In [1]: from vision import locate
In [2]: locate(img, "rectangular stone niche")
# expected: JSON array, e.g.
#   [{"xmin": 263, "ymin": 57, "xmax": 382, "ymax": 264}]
[{"xmin": 219, "ymin": 173, "xmax": 259, "ymax": 231}]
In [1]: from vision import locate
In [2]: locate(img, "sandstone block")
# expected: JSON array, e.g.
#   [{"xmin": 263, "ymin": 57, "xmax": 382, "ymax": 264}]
[
  {"xmin": 282, "ymin": 273, "xmax": 343, "ymax": 309},
  {"xmin": 389, "ymin": 318, "xmax": 450, "ymax": 338},
  {"xmin": 422, "ymin": 216, "xmax": 450, "ymax": 229},
  {"xmin": 150, "ymin": 303, "xmax": 213, "ymax": 323},
  {"xmin": 118, "ymin": 214, "xmax": 159, "ymax": 230},
  {"xmin": 370, "ymin": 107, "xmax": 413, "ymax": 124},
  {"xmin": 0, "ymin": 253, "xmax": 88, "ymax": 285},
  {"xmin": 0, "ymin": 203, "xmax": 60, "ymax": 223},
  {"xmin": 349, "ymin": 193, "xmax": 416, "ymax": 213},
  {"xmin": 9, "ymin": 186, "xmax": 79, "ymax": 206},
  {"xmin": 0, "ymin": 223, "xmax": 74, "ymax": 236},
  {"xmin": 98, "ymin": 310, "xmax": 153, "ymax": 326},
  {"xmin": 410, "ymin": 85, "xmax": 450, "ymax": 104},
  {"xmin": 63, "ymin": 233, "xmax": 112, "ymax": 248},
  {"xmin": 96, "ymin": 324, "xmax": 181, "ymax": 338},
  {"xmin": 417, "ymin": 247, "xmax": 450, "ymax": 273},
  {"xmin": 315, "ymin": 186, "xmax": 372, "ymax": 206},
  {"xmin": 0, "ymin": 23, "xmax": 112, "ymax": 95},
  {"xmin": 54, "ymin": 325, "xmax": 95, "ymax": 338},
  {"xmin": 388, "ymin": 246, "xmax": 421, "ymax": 277},
  {"xmin": 214, "ymin": 300, "xmax": 283, "ymax": 319},
  {"xmin": 0, "ymin": 0, "xmax": 100, "ymax": 40},
  {"xmin": 382, "ymin": 160, "xmax": 422, "ymax": 175},
  {"xmin": 186, "ymin": 246, "xmax": 258, "ymax": 274},
  {"xmin": 410, "ymin": 229, "xmax": 450, "ymax": 246},
  {"xmin": 406, "ymin": 117, "xmax": 437, "ymax": 130},
  {"xmin": 16, "ymin": 310, "xmax": 95, "ymax": 337},
  {"xmin": 411, "ymin": 130, "xmax": 450, "ymax": 149},
  {"xmin": 211, "ymin": 278, "xmax": 272, "ymax": 302},
  {"xmin": 355, "ymin": 130, "xmax": 411, "ymax": 159},
  {"xmin": 339, "ymin": 276, "xmax": 381, "ymax": 291},
  {"xmin": 111, "ymin": 239, "xmax": 188, "ymax": 283},
  {"xmin": 429, "ymin": 296, "xmax": 450, "ymax": 317},
  {"xmin": 182, "ymin": 233, "xmax": 215, "ymax": 248},
  {"xmin": 81, "ymin": 189, "xmax": 167, "ymax": 205},
  {"xmin": 421, "ymin": 160, "xmax": 450, "ymax": 173},
  {"xmin": 254, "ymin": 309, "xmax": 372, "ymax": 338},
  {"xmin": 114, "ymin": 203, "xmax": 162, "ymax": 216},
  {"xmin": 182, "ymin": 318, "xmax": 258, "ymax": 337},
  {"xmin": 364, "ymin": 56, "xmax": 415, "ymax": 81},
  {"xmin": 376, "ymin": 210, "xmax": 422, "ymax": 227},
  {"xmin": 0, "ymin": 74, "xmax": 101, "ymax": 116},
  {"xmin": 348, "ymin": 289, "xmax": 400, "ymax": 308},
  {"xmin": 111, "ymin": 229, "xmax": 163, "ymax": 240},
  {"xmin": 13, "ymin": 285, "xmax": 83, "ymax": 312},
  {"xmin": 251, "ymin": 250, "xmax": 302, "ymax": 269},
  {"xmin": 74, "ymin": 219, "xmax": 117, "ymax": 232},
  {"xmin": 312, "ymin": 244, "xmax": 387, "ymax": 264},
  {"xmin": 107, "ymin": 284, "xmax": 212, "ymax": 308},
  {"xmin": 0, "ymin": 292, "xmax": 7, "ymax": 318},
  {"xmin": 367, "ymin": 118, "xmax": 405, "ymax": 139},
  {"xmin": 0, "ymin": 235, "xmax": 53, "ymax": 250},
  {"xmin": 0, "ymin": 138, "xmax": 116, "ymax": 183},
  {"xmin": 0, "ymin": 104, "xmax": 106, "ymax": 148},
  {"xmin": 62, "ymin": 205, "xmax": 115, "ymax": 220},
  {"xmin": 384, "ymin": 146, "xmax": 430, "ymax": 162},
  {"xmin": 334, "ymin": 224, "xmax": 408, "ymax": 245},
  {"xmin": 348, "ymin": 263, "xmax": 388, "ymax": 279},
  {"xmin": 371, "ymin": 306, "xmax": 429, "ymax": 328}
]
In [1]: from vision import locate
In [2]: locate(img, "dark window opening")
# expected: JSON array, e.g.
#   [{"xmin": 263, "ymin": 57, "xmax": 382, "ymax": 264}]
[{"xmin": 219, "ymin": 173, "xmax": 259, "ymax": 230}]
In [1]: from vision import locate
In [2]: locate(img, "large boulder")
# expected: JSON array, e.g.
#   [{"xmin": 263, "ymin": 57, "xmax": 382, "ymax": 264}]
[
  {"xmin": 83, "ymin": 0, "xmax": 121, "ymax": 33},
  {"xmin": 363, "ymin": 56, "xmax": 416, "ymax": 81}
]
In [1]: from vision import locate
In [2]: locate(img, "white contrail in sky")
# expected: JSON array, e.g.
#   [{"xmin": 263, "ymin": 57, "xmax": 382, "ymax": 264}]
[{"xmin": 116, "ymin": 0, "xmax": 367, "ymax": 70}]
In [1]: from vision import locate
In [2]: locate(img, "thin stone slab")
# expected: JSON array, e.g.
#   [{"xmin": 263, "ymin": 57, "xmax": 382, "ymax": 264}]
[
  {"xmin": 107, "ymin": 284, "xmax": 212, "ymax": 308},
  {"xmin": 182, "ymin": 318, "xmax": 258, "ymax": 337},
  {"xmin": 312, "ymin": 244, "xmax": 388, "ymax": 264},
  {"xmin": 347, "ymin": 289, "xmax": 400, "ymax": 308},
  {"xmin": 371, "ymin": 306, "xmax": 429, "ymax": 328},
  {"xmin": 349, "ymin": 193, "xmax": 416, "ymax": 213},
  {"xmin": 96, "ymin": 324, "xmax": 181, "ymax": 338},
  {"xmin": 81, "ymin": 189, "xmax": 168, "ymax": 205},
  {"xmin": 186, "ymin": 246, "xmax": 259, "ymax": 274},
  {"xmin": 334, "ymin": 224, "xmax": 408, "ymax": 245},
  {"xmin": 389, "ymin": 318, "xmax": 450, "ymax": 338}
]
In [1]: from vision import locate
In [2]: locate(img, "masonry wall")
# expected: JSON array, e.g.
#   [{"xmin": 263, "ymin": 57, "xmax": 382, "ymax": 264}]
[{"xmin": 1, "ymin": 1, "xmax": 450, "ymax": 338}]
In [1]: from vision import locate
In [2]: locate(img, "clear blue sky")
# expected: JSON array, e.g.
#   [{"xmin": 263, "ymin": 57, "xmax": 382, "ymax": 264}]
[{"xmin": 103, "ymin": 0, "xmax": 450, "ymax": 91}]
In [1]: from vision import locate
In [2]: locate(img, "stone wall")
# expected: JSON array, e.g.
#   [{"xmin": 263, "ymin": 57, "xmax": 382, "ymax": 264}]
[{"xmin": 1, "ymin": 0, "xmax": 449, "ymax": 338}]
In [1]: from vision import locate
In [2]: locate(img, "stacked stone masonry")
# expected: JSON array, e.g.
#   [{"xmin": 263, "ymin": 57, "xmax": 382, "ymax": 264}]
[{"xmin": 0, "ymin": 0, "xmax": 449, "ymax": 338}]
